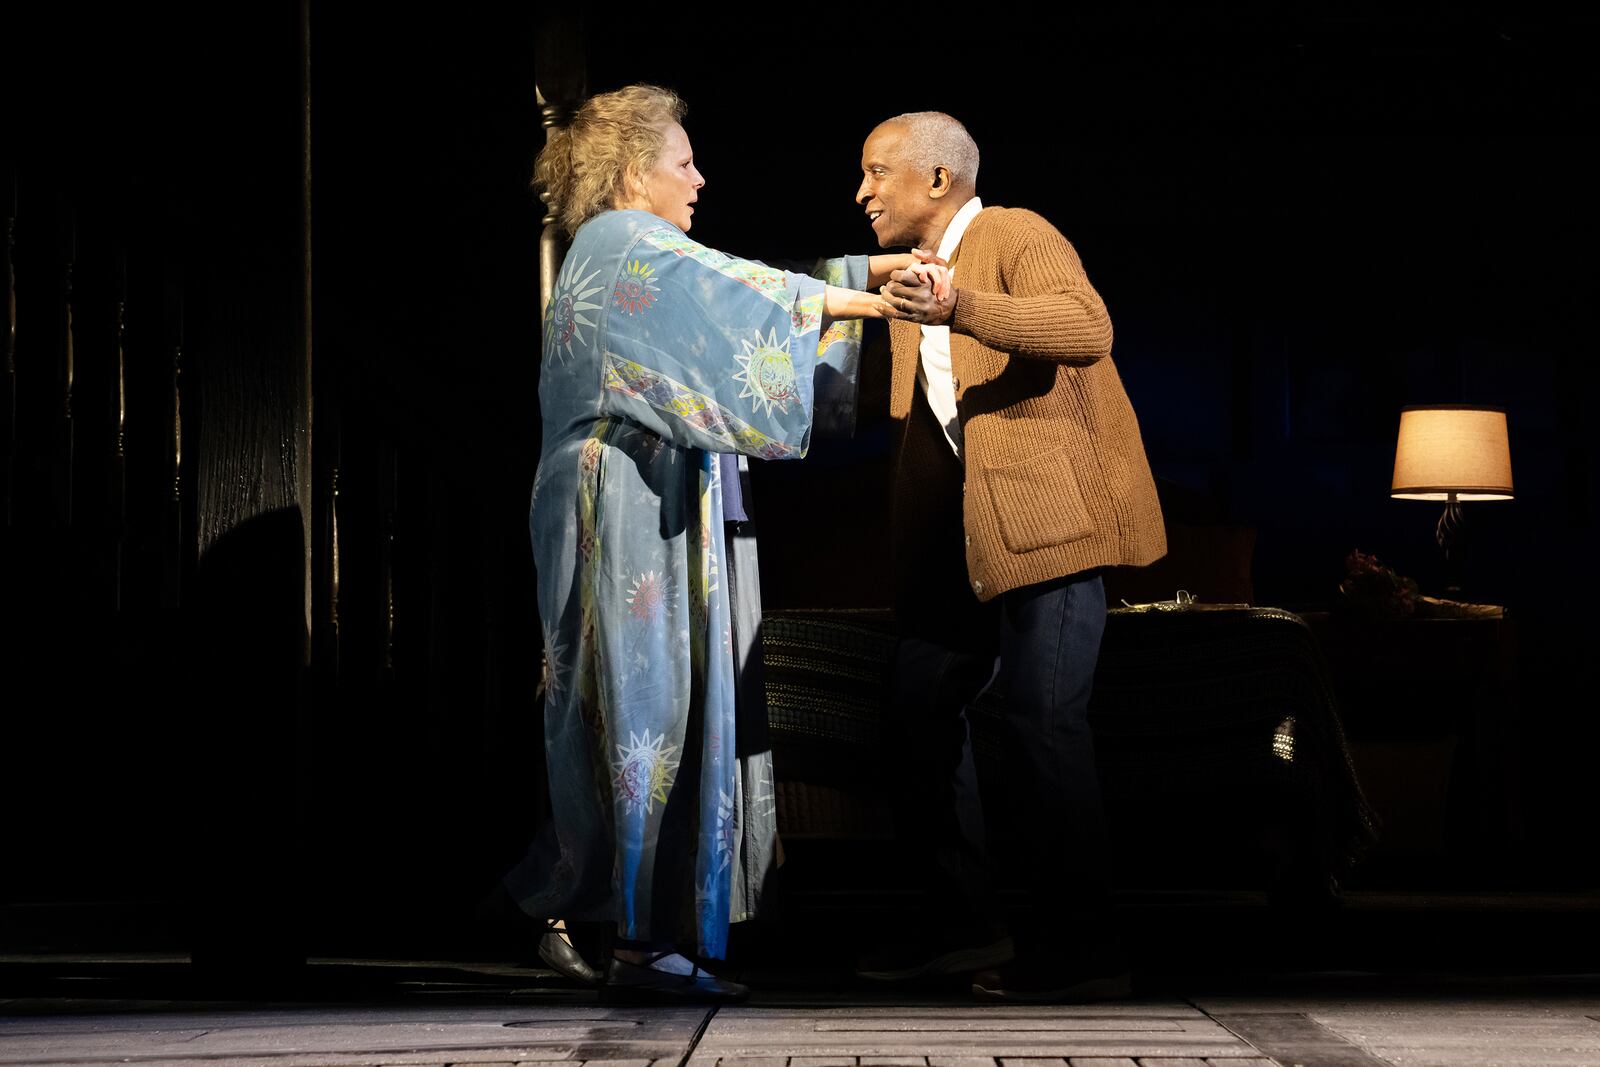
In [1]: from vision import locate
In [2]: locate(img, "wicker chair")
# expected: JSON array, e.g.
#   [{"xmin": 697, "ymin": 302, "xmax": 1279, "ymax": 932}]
[{"xmin": 762, "ymin": 601, "xmax": 1377, "ymax": 903}]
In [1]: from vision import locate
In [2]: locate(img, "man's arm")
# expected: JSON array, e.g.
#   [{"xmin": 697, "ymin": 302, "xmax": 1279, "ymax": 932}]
[
  {"xmin": 948, "ymin": 282, "xmax": 1111, "ymax": 362},
  {"xmin": 884, "ymin": 224, "xmax": 1111, "ymax": 362}
]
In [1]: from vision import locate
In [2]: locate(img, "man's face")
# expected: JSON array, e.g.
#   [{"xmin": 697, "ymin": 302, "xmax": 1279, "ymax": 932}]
[
  {"xmin": 856, "ymin": 122, "xmax": 938, "ymax": 249},
  {"xmin": 635, "ymin": 122, "xmax": 704, "ymax": 232}
]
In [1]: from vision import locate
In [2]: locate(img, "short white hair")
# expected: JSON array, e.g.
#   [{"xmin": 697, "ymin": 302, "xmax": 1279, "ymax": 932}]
[{"xmin": 887, "ymin": 111, "xmax": 979, "ymax": 191}]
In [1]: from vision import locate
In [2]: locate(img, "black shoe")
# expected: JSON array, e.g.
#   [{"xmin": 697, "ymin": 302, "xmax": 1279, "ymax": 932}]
[
  {"xmin": 601, "ymin": 953, "xmax": 749, "ymax": 1003},
  {"xmin": 474, "ymin": 888, "xmax": 601, "ymax": 986},
  {"xmin": 970, "ymin": 958, "xmax": 1132, "ymax": 1003},
  {"xmin": 856, "ymin": 930, "xmax": 1015, "ymax": 982},
  {"xmin": 538, "ymin": 921, "xmax": 601, "ymax": 986}
]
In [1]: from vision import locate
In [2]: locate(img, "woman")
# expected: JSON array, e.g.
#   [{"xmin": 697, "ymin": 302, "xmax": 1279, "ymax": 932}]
[{"xmin": 504, "ymin": 84, "xmax": 915, "ymax": 1000}]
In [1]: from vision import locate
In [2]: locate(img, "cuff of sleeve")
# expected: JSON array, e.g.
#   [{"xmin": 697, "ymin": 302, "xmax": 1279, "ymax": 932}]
[
  {"xmin": 949, "ymin": 286, "xmax": 1000, "ymax": 335},
  {"xmin": 840, "ymin": 254, "xmax": 869, "ymax": 292}
]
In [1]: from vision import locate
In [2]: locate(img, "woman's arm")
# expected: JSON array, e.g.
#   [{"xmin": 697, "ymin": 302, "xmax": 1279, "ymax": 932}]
[
  {"xmin": 867, "ymin": 254, "xmax": 914, "ymax": 289},
  {"xmin": 827, "ymin": 257, "xmax": 950, "ymax": 321},
  {"xmin": 867, "ymin": 247, "xmax": 950, "ymax": 288},
  {"xmin": 824, "ymin": 284, "xmax": 896, "ymax": 320}
]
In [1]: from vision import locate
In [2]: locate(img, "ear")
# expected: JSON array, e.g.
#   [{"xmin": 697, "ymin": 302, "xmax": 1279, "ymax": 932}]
[
  {"xmin": 614, "ymin": 167, "xmax": 646, "ymax": 211},
  {"xmin": 929, "ymin": 165, "xmax": 953, "ymax": 200}
]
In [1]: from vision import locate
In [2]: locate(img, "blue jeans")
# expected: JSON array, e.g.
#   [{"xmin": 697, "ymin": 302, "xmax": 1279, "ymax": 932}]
[{"xmin": 892, "ymin": 571, "xmax": 1112, "ymax": 954}]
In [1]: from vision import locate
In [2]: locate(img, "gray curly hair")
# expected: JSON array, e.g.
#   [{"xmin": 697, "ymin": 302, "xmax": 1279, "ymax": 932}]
[{"xmin": 533, "ymin": 84, "xmax": 687, "ymax": 237}]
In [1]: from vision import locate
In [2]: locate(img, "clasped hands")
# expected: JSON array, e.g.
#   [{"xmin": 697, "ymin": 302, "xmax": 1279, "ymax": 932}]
[{"xmin": 880, "ymin": 248, "xmax": 955, "ymax": 325}]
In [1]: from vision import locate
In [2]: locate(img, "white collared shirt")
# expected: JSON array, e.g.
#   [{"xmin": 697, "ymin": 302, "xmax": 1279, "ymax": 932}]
[{"xmin": 917, "ymin": 196, "xmax": 983, "ymax": 458}]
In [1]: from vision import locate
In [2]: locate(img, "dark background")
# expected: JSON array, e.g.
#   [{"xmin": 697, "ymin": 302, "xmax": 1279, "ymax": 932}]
[{"xmin": 3, "ymin": 6, "xmax": 1595, "ymax": 960}]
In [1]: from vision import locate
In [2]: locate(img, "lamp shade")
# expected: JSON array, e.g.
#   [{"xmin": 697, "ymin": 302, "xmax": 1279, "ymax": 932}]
[{"xmin": 1391, "ymin": 405, "xmax": 1514, "ymax": 501}]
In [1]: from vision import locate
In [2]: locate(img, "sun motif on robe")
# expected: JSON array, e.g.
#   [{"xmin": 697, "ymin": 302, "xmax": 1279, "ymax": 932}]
[
  {"xmin": 612, "ymin": 259, "xmax": 660, "ymax": 315},
  {"xmin": 626, "ymin": 570, "xmax": 672, "ymax": 624},
  {"xmin": 541, "ymin": 621, "xmax": 570, "ymax": 701},
  {"xmin": 544, "ymin": 256, "xmax": 605, "ymax": 364},
  {"xmin": 715, "ymin": 787, "xmax": 736, "ymax": 872},
  {"xmin": 613, "ymin": 729, "xmax": 680, "ymax": 815},
  {"xmin": 732, "ymin": 328, "xmax": 798, "ymax": 417}
]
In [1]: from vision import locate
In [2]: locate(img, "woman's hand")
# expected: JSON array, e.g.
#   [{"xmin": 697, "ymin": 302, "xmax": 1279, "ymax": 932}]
[{"xmin": 904, "ymin": 261, "xmax": 953, "ymax": 302}]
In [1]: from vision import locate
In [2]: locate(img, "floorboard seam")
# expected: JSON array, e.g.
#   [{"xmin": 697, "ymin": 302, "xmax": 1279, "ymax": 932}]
[{"xmin": 677, "ymin": 1004, "xmax": 720, "ymax": 1067}]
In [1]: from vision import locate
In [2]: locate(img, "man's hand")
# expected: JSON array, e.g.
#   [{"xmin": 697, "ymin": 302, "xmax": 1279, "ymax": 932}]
[
  {"xmin": 907, "ymin": 261, "xmax": 953, "ymax": 301},
  {"xmin": 883, "ymin": 262, "xmax": 957, "ymax": 325}
]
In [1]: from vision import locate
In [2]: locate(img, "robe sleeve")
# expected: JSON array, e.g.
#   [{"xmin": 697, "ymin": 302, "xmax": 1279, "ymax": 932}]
[
  {"xmin": 597, "ymin": 227, "xmax": 859, "ymax": 460},
  {"xmin": 808, "ymin": 255, "xmax": 867, "ymax": 438}
]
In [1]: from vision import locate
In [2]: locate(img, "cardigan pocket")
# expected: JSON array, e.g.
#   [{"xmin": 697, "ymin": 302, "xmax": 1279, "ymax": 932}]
[{"xmin": 983, "ymin": 444, "xmax": 1095, "ymax": 553}]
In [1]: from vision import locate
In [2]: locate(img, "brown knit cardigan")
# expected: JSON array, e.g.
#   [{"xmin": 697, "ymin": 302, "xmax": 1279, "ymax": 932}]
[{"xmin": 888, "ymin": 206, "xmax": 1166, "ymax": 601}]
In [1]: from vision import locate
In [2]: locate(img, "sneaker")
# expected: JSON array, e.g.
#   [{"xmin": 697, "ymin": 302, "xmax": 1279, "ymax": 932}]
[
  {"xmin": 856, "ymin": 929, "xmax": 1015, "ymax": 982},
  {"xmin": 970, "ymin": 959, "xmax": 1132, "ymax": 1003}
]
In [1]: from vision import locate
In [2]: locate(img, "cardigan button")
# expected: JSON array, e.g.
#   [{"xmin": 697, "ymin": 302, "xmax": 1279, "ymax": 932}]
[
  {"xmin": 972, "ymin": 580, "xmax": 984, "ymax": 595},
  {"xmin": 964, "ymin": 534, "xmax": 971, "ymax": 547}
]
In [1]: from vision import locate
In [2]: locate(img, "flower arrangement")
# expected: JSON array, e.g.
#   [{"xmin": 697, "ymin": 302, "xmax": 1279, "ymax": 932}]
[{"xmin": 1338, "ymin": 550, "xmax": 1420, "ymax": 619}]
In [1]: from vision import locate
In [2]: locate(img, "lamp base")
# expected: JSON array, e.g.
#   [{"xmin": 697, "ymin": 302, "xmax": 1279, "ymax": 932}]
[{"xmin": 1436, "ymin": 496, "xmax": 1465, "ymax": 598}]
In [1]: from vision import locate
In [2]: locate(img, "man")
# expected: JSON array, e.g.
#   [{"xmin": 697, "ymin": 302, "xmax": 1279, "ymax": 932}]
[{"xmin": 853, "ymin": 112, "xmax": 1166, "ymax": 1001}]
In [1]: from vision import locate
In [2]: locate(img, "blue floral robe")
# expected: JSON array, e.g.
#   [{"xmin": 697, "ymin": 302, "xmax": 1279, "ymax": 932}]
[{"xmin": 506, "ymin": 209, "xmax": 864, "ymax": 958}]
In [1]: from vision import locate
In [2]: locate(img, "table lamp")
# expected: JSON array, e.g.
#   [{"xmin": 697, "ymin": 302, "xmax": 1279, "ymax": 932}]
[{"xmin": 1390, "ymin": 404, "xmax": 1513, "ymax": 596}]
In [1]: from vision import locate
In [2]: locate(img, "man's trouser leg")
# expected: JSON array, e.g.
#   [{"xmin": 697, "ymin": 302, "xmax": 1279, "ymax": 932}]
[
  {"xmin": 891, "ymin": 633, "xmax": 1001, "ymax": 933},
  {"xmin": 993, "ymin": 571, "xmax": 1115, "ymax": 959}
]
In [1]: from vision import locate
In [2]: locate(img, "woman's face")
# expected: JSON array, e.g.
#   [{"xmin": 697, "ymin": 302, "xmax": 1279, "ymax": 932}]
[{"xmin": 629, "ymin": 122, "xmax": 704, "ymax": 232}]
